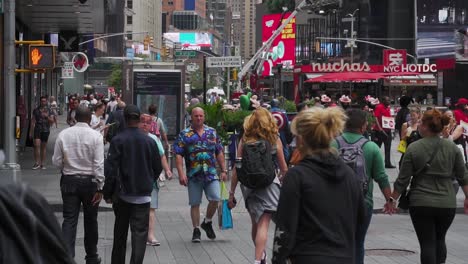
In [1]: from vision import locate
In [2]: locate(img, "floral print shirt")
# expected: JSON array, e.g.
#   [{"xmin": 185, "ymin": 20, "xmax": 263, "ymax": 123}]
[{"xmin": 173, "ymin": 125, "xmax": 223, "ymax": 182}]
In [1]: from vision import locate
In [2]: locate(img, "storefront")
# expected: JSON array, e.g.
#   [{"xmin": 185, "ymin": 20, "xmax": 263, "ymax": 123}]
[{"xmin": 294, "ymin": 58, "xmax": 439, "ymax": 105}]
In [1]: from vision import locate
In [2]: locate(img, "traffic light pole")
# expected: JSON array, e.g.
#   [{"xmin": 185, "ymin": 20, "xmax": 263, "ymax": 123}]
[
  {"xmin": 203, "ymin": 55, "xmax": 207, "ymax": 104},
  {"xmin": 2, "ymin": 0, "xmax": 20, "ymax": 178}
]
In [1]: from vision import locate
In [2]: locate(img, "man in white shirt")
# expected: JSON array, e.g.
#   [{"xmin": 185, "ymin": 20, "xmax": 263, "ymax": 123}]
[{"xmin": 52, "ymin": 106, "xmax": 105, "ymax": 264}]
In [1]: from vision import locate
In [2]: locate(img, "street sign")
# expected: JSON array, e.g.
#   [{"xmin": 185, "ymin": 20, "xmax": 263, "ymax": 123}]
[
  {"xmin": 207, "ymin": 56, "xmax": 241, "ymax": 68},
  {"xmin": 61, "ymin": 62, "xmax": 74, "ymax": 79},
  {"xmin": 175, "ymin": 50, "xmax": 196, "ymax": 57}
]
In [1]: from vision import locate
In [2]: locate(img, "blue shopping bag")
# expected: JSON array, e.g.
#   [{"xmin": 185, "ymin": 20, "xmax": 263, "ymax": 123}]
[
  {"xmin": 218, "ymin": 182, "xmax": 233, "ymax": 230},
  {"xmin": 221, "ymin": 200, "xmax": 233, "ymax": 229}
]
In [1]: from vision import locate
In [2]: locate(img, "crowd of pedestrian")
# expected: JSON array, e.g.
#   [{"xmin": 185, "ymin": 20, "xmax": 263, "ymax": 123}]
[{"xmin": 22, "ymin": 90, "xmax": 468, "ymax": 264}]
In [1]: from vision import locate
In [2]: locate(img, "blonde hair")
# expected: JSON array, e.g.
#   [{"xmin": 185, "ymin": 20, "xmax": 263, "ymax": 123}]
[
  {"xmin": 242, "ymin": 107, "xmax": 278, "ymax": 145},
  {"xmin": 291, "ymin": 107, "xmax": 347, "ymax": 155}
]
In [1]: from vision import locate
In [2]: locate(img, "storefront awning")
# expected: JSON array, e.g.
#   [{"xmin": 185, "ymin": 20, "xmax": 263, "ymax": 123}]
[{"xmin": 305, "ymin": 72, "xmax": 384, "ymax": 83}]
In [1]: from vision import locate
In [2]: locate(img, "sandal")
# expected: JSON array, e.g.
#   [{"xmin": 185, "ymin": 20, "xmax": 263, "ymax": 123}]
[{"xmin": 146, "ymin": 240, "xmax": 161, "ymax": 246}]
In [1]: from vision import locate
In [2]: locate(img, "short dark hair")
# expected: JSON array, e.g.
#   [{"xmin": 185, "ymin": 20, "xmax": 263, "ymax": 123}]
[
  {"xmin": 345, "ymin": 109, "xmax": 368, "ymax": 132},
  {"xmin": 296, "ymin": 102, "xmax": 308, "ymax": 112},
  {"xmin": 75, "ymin": 106, "xmax": 92, "ymax": 122},
  {"xmin": 148, "ymin": 104, "xmax": 157, "ymax": 115},
  {"xmin": 40, "ymin": 96, "xmax": 47, "ymax": 101}
]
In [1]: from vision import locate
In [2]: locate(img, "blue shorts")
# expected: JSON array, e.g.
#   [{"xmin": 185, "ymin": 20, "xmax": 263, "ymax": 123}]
[
  {"xmin": 150, "ymin": 187, "xmax": 159, "ymax": 209},
  {"xmin": 187, "ymin": 179, "xmax": 220, "ymax": 206}
]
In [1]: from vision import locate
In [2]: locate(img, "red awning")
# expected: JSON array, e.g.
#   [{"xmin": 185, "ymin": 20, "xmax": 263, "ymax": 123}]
[{"xmin": 305, "ymin": 72, "xmax": 385, "ymax": 83}]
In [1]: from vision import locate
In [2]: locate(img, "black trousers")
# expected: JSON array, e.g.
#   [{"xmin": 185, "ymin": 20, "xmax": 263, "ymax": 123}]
[
  {"xmin": 372, "ymin": 130, "xmax": 393, "ymax": 165},
  {"xmin": 409, "ymin": 206, "xmax": 456, "ymax": 264},
  {"xmin": 60, "ymin": 175, "xmax": 99, "ymax": 263},
  {"xmin": 111, "ymin": 198, "xmax": 150, "ymax": 264}
]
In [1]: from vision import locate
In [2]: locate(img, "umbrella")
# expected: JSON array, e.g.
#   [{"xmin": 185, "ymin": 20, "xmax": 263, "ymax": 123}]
[{"xmin": 83, "ymin": 84, "xmax": 93, "ymax": 90}]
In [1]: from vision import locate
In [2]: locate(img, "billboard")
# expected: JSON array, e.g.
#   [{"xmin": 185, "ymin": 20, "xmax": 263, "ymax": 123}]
[
  {"xmin": 163, "ymin": 32, "xmax": 212, "ymax": 50},
  {"xmin": 417, "ymin": 0, "xmax": 468, "ymax": 59},
  {"xmin": 262, "ymin": 13, "xmax": 296, "ymax": 77}
]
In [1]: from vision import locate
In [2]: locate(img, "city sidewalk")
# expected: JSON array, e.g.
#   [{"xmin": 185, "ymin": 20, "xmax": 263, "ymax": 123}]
[{"xmin": 17, "ymin": 116, "xmax": 468, "ymax": 264}]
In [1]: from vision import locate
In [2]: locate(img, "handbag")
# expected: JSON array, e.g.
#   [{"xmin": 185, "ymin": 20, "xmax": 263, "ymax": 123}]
[
  {"xmin": 397, "ymin": 140, "xmax": 407, "ymax": 154},
  {"xmin": 218, "ymin": 182, "xmax": 233, "ymax": 230},
  {"xmin": 398, "ymin": 139, "xmax": 441, "ymax": 210}
]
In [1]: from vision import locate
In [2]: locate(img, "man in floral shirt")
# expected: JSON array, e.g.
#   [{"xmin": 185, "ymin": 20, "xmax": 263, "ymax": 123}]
[{"xmin": 174, "ymin": 107, "xmax": 227, "ymax": 243}]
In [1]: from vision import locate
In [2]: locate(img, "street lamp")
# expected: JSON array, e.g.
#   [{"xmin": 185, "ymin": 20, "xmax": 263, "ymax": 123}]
[{"xmin": 343, "ymin": 8, "xmax": 359, "ymax": 63}]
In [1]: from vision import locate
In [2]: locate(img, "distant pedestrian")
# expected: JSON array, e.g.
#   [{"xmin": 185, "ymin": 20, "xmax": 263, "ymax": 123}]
[
  {"xmin": 173, "ymin": 107, "xmax": 227, "ymax": 243},
  {"xmin": 148, "ymin": 104, "xmax": 170, "ymax": 151},
  {"xmin": 453, "ymin": 98, "xmax": 468, "ymax": 124},
  {"xmin": 139, "ymin": 114, "xmax": 173, "ymax": 246},
  {"xmin": 52, "ymin": 106, "xmax": 104, "ymax": 264},
  {"xmin": 372, "ymin": 96, "xmax": 395, "ymax": 168},
  {"xmin": 443, "ymin": 110, "xmax": 466, "ymax": 162},
  {"xmin": 106, "ymin": 96, "xmax": 117, "ymax": 114},
  {"xmin": 229, "ymin": 107, "xmax": 288, "ymax": 264},
  {"xmin": 394, "ymin": 95, "xmax": 413, "ymax": 139},
  {"xmin": 387, "ymin": 109, "xmax": 468, "ymax": 264},
  {"xmin": 331, "ymin": 109, "xmax": 392, "ymax": 264},
  {"xmin": 103, "ymin": 105, "xmax": 163, "ymax": 264},
  {"xmin": 105, "ymin": 101, "xmax": 126, "ymax": 143},
  {"xmin": 30, "ymin": 96, "xmax": 55, "ymax": 170},
  {"xmin": 67, "ymin": 98, "xmax": 79, "ymax": 127},
  {"xmin": 272, "ymin": 107, "xmax": 366, "ymax": 264},
  {"xmin": 90, "ymin": 102, "xmax": 106, "ymax": 132},
  {"xmin": 49, "ymin": 96, "xmax": 58, "ymax": 128}
]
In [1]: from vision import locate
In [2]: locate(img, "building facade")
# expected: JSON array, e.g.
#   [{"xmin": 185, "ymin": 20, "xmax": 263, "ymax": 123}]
[
  {"xmin": 125, "ymin": 0, "xmax": 162, "ymax": 50},
  {"xmin": 241, "ymin": 0, "xmax": 258, "ymax": 59}
]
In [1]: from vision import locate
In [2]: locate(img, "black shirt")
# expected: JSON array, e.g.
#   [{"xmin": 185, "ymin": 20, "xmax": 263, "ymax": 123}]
[{"xmin": 33, "ymin": 106, "xmax": 53, "ymax": 133}]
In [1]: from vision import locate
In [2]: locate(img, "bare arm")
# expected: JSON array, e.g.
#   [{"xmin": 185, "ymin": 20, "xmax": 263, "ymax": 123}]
[
  {"xmin": 175, "ymin": 154, "xmax": 187, "ymax": 186},
  {"xmin": 452, "ymin": 125, "xmax": 464, "ymax": 141},
  {"xmin": 275, "ymin": 138, "xmax": 288, "ymax": 180},
  {"xmin": 160, "ymin": 154, "xmax": 173, "ymax": 179},
  {"xmin": 400, "ymin": 123, "xmax": 408, "ymax": 139}
]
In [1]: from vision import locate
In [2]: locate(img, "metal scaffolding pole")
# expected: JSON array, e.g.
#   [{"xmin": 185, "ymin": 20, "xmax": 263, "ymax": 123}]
[{"xmin": 2, "ymin": 0, "xmax": 20, "ymax": 180}]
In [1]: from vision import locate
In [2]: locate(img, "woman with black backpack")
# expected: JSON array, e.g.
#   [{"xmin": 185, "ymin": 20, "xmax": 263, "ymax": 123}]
[{"xmin": 228, "ymin": 107, "xmax": 288, "ymax": 264}]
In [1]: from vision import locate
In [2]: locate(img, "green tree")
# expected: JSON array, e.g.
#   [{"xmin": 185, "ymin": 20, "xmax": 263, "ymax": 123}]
[
  {"xmin": 267, "ymin": 0, "xmax": 295, "ymax": 13},
  {"xmin": 108, "ymin": 64, "xmax": 122, "ymax": 93}
]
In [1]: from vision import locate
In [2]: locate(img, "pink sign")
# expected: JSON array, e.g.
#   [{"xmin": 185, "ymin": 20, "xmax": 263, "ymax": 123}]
[{"xmin": 262, "ymin": 13, "xmax": 296, "ymax": 77}]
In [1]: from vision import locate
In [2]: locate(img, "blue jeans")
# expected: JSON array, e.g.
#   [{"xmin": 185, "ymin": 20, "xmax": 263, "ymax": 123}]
[{"xmin": 355, "ymin": 205, "xmax": 373, "ymax": 264}]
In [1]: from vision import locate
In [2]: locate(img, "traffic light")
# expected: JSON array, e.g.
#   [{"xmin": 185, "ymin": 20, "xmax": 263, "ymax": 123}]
[
  {"xmin": 232, "ymin": 68, "xmax": 238, "ymax": 81},
  {"xmin": 143, "ymin": 35, "xmax": 151, "ymax": 51},
  {"xmin": 29, "ymin": 45, "xmax": 55, "ymax": 69}
]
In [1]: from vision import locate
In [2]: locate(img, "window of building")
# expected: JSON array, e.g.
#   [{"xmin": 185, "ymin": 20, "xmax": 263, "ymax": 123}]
[
  {"xmin": 127, "ymin": 16, "xmax": 133, "ymax": 25},
  {"xmin": 168, "ymin": 1, "xmax": 174, "ymax": 5},
  {"xmin": 127, "ymin": 0, "xmax": 133, "ymax": 9},
  {"xmin": 126, "ymin": 31, "xmax": 133, "ymax": 40}
]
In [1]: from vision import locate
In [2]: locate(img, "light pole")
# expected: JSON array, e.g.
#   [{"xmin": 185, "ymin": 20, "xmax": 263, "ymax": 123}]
[{"xmin": 343, "ymin": 9, "xmax": 359, "ymax": 63}]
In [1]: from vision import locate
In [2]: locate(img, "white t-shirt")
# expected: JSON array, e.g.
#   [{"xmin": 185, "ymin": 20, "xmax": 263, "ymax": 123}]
[{"xmin": 90, "ymin": 114, "xmax": 102, "ymax": 130}]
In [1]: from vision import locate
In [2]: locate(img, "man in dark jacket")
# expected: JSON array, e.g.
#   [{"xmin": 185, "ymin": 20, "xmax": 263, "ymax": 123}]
[{"xmin": 103, "ymin": 104, "xmax": 163, "ymax": 264}]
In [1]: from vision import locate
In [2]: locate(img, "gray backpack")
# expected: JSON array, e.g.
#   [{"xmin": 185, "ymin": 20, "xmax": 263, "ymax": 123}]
[{"xmin": 336, "ymin": 136, "xmax": 369, "ymax": 194}]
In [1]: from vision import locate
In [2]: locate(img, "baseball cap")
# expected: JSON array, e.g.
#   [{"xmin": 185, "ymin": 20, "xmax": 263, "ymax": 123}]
[{"xmin": 124, "ymin": 104, "xmax": 141, "ymax": 119}]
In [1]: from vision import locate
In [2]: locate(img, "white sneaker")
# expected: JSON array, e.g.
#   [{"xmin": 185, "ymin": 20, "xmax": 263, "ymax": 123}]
[{"xmin": 32, "ymin": 164, "xmax": 41, "ymax": 170}]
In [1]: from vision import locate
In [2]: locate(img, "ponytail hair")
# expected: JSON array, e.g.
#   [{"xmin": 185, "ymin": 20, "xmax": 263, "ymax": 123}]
[{"xmin": 421, "ymin": 109, "xmax": 450, "ymax": 134}]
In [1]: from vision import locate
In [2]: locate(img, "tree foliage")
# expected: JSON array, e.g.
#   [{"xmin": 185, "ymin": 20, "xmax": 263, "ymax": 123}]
[
  {"xmin": 267, "ymin": 0, "xmax": 296, "ymax": 14},
  {"xmin": 108, "ymin": 64, "xmax": 122, "ymax": 93}
]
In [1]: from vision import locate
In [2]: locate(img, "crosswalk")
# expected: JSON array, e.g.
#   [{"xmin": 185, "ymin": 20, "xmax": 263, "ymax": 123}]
[{"xmin": 417, "ymin": 37, "xmax": 457, "ymax": 58}]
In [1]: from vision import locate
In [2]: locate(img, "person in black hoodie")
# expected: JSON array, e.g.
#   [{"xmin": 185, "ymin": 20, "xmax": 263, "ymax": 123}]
[{"xmin": 272, "ymin": 107, "xmax": 366, "ymax": 264}]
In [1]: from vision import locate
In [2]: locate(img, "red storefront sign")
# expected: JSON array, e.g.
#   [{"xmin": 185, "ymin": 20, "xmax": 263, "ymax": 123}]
[{"xmin": 383, "ymin": 49, "xmax": 407, "ymax": 67}]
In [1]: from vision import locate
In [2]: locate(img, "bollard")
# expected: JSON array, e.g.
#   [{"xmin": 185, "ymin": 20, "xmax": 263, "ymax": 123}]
[
  {"xmin": 224, "ymin": 145, "xmax": 231, "ymax": 180},
  {"xmin": 167, "ymin": 144, "xmax": 174, "ymax": 170}
]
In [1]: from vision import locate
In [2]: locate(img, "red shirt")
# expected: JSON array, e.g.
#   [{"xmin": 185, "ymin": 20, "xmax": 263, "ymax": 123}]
[
  {"xmin": 373, "ymin": 103, "xmax": 391, "ymax": 131},
  {"xmin": 454, "ymin": 109, "xmax": 468, "ymax": 125}
]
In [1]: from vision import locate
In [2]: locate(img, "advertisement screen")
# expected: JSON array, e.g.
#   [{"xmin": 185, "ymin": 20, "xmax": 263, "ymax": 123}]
[
  {"xmin": 163, "ymin": 32, "xmax": 212, "ymax": 49},
  {"xmin": 262, "ymin": 13, "xmax": 296, "ymax": 76},
  {"xmin": 133, "ymin": 70, "xmax": 182, "ymax": 136},
  {"xmin": 417, "ymin": 0, "xmax": 468, "ymax": 59}
]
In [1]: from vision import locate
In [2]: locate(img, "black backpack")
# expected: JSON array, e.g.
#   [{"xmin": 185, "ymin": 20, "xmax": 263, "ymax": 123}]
[
  {"xmin": 237, "ymin": 140, "xmax": 276, "ymax": 189},
  {"xmin": 336, "ymin": 136, "xmax": 370, "ymax": 194}
]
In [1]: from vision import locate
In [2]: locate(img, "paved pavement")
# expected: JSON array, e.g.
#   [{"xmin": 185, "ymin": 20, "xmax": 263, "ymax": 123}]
[{"xmin": 12, "ymin": 116, "xmax": 468, "ymax": 264}]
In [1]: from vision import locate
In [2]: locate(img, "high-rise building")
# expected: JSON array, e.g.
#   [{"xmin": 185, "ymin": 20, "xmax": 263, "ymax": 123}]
[
  {"xmin": 241, "ymin": 0, "xmax": 259, "ymax": 59},
  {"xmin": 228, "ymin": 0, "xmax": 242, "ymax": 55},
  {"xmin": 206, "ymin": 0, "xmax": 229, "ymax": 40},
  {"xmin": 125, "ymin": 0, "xmax": 162, "ymax": 50}
]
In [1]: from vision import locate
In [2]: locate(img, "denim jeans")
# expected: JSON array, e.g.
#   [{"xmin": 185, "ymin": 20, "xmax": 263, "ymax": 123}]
[
  {"xmin": 355, "ymin": 205, "xmax": 373, "ymax": 264},
  {"xmin": 111, "ymin": 198, "xmax": 150, "ymax": 264},
  {"xmin": 60, "ymin": 175, "xmax": 100, "ymax": 263}
]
